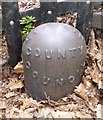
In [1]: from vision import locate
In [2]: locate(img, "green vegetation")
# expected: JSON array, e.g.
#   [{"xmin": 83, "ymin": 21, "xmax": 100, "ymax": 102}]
[{"xmin": 19, "ymin": 16, "xmax": 36, "ymax": 38}]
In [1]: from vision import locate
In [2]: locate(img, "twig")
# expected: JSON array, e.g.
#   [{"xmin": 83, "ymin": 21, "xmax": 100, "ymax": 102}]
[
  {"xmin": 2, "ymin": 72, "xmax": 10, "ymax": 81},
  {"xmin": 84, "ymin": 101, "xmax": 95, "ymax": 113}
]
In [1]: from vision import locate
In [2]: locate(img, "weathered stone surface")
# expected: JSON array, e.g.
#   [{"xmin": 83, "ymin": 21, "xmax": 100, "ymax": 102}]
[{"xmin": 22, "ymin": 23, "xmax": 86, "ymax": 100}]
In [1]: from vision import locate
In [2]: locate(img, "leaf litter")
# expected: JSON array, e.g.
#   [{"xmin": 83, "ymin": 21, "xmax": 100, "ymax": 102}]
[
  {"xmin": 1, "ymin": 2, "xmax": 103, "ymax": 117},
  {"xmin": 1, "ymin": 29, "xmax": 103, "ymax": 119}
]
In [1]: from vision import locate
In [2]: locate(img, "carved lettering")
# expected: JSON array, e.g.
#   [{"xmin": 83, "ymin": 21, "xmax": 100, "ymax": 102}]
[
  {"xmin": 33, "ymin": 71, "xmax": 38, "ymax": 79},
  {"xmin": 68, "ymin": 76, "xmax": 75, "ymax": 83},
  {"xmin": 27, "ymin": 47, "xmax": 32, "ymax": 56},
  {"xmin": 69, "ymin": 48, "xmax": 76, "ymax": 58},
  {"xmin": 26, "ymin": 61, "xmax": 31, "ymax": 69},
  {"xmin": 33, "ymin": 47, "xmax": 83, "ymax": 59},
  {"xmin": 69, "ymin": 48, "xmax": 76, "ymax": 51},
  {"xmin": 57, "ymin": 49, "xmax": 66, "ymax": 59},
  {"xmin": 77, "ymin": 69, "xmax": 82, "ymax": 75},
  {"xmin": 35, "ymin": 48, "xmax": 40, "ymax": 57},
  {"xmin": 56, "ymin": 78, "xmax": 64, "ymax": 86},
  {"xmin": 81, "ymin": 46, "xmax": 83, "ymax": 55},
  {"xmin": 78, "ymin": 46, "xmax": 83, "ymax": 55},
  {"xmin": 56, "ymin": 79, "xmax": 59, "ymax": 85},
  {"xmin": 45, "ymin": 50, "xmax": 53, "ymax": 59},
  {"xmin": 81, "ymin": 62, "xmax": 85, "ymax": 67},
  {"xmin": 77, "ymin": 69, "xmax": 80, "ymax": 73},
  {"xmin": 43, "ymin": 77, "xmax": 50, "ymax": 85}
]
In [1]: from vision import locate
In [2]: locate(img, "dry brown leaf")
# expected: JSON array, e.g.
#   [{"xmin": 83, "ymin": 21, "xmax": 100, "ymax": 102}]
[
  {"xmin": 0, "ymin": 111, "xmax": 2, "ymax": 118},
  {"xmin": 86, "ymin": 53, "xmax": 95, "ymax": 67},
  {"xmin": 98, "ymin": 80, "xmax": 103, "ymax": 89},
  {"xmin": 56, "ymin": 103, "xmax": 79, "ymax": 112},
  {"xmin": 52, "ymin": 111, "xmax": 74, "ymax": 118},
  {"xmin": 10, "ymin": 77, "xmax": 18, "ymax": 82},
  {"xmin": 20, "ymin": 97, "xmax": 42, "ymax": 110},
  {"xmin": 7, "ymin": 107, "xmax": 21, "ymax": 118},
  {"xmin": 61, "ymin": 97, "xmax": 68, "ymax": 102},
  {"xmin": 74, "ymin": 83, "xmax": 89, "ymax": 101},
  {"xmin": 90, "ymin": 63, "xmax": 101, "ymax": 84},
  {"xmin": 96, "ymin": 52, "xmax": 101, "ymax": 60},
  {"xmin": 14, "ymin": 61, "xmax": 24, "ymax": 73},
  {"xmin": 57, "ymin": 17, "xmax": 63, "ymax": 21},
  {"xmin": 89, "ymin": 30, "xmax": 96, "ymax": 54},
  {"xmin": 10, "ymin": 81, "xmax": 24, "ymax": 90},
  {"xmin": 25, "ymin": 107, "xmax": 35, "ymax": 113},
  {"xmin": 88, "ymin": 97, "xmax": 99, "ymax": 109},
  {"xmin": 71, "ymin": 93, "xmax": 83, "ymax": 103},
  {"xmin": 4, "ymin": 92, "xmax": 15, "ymax": 98},
  {"xmin": 19, "ymin": 111, "xmax": 34, "ymax": 118},
  {"xmin": 82, "ymin": 76, "xmax": 93, "ymax": 89},
  {"xmin": 5, "ymin": 80, "xmax": 24, "ymax": 91},
  {"xmin": 75, "ymin": 111, "xmax": 92, "ymax": 118},
  {"xmin": 67, "ymin": 103, "xmax": 78, "ymax": 112},
  {"xmin": 0, "ymin": 100, "xmax": 6, "ymax": 109},
  {"xmin": 6, "ymin": 107, "xmax": 34, "ymax": 118},
  {"xmin": 96, "ymin": 104, "xmax": 103, "ymax": 118},
  {"xmin": 97, "ymin": 59, "xmax": 103, "ymax": 72},
  {"xmin": 35, "ymin": 107, "xmax": 54, "ymax": 118},
  {"xmin": 95, "ymin": 39, "xmax": 103, "ymax": 50}
]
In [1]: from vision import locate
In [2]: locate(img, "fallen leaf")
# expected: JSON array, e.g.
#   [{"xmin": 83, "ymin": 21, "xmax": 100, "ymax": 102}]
[
  {"xmin": 10, "ymin": 81, "xmax": 24, "ymax": 90},
  {"xmin": 97, "ymin": 59, "xmax": 103, "ymax": 72},
  {"xmin": 35, "ymin": 107, "xmax": 54, "ymax": 118},
  {"xmin": 82, "ymin": 76, "xmax": 93, "ymax": 89},
  {"xmin": 96, "ymin": 104, "xmax": 102, "ymax": 118},
  {"xmin": 74, "ymin": 83, "xmax": 89, "ymax": 101},
  {"xmin": 5, "ymin": 80, "xmax": 24, "ymax": 91},
  {"xmin": 6, "ymin": 107, "xmax": 20, "ymax": 118},
  {"xmin": 61, "ymin": 97, "xmax": 68, "ymax": 102},
  {"xmin": 57, "ymin": 17, "xmax": 63, "ymax": 22},
  {"xmin": 90, "ymin": 63, "xmax": 101, "ymax": 84},
  {"xmin": 98, "ymin": 80, "xmax": 103, "ymax": 89},
  {"xmin": 75, "ymin": 111, "xmax": 92, "ymax": 118},
  {"xmin": 96, "ymin": 52, "xmax": 102, "ymax": 61},
  {"xmin": 52, "ymin": 110, "xmax": 74, "ymax": 118},
  {"xmin": 0, "ymin": 100, "xmax": 6, "ymax": 109},
  {"xmin": 20, "ymin": 97, "xmax": 42, "ymax": 110},
  {"xmin": 19, "ymin": 111, "xmax": 34, "ymax": 118},
  {"xmin": 25, "ymin": 108, "xmax": 35, "ymax": 113},
  {"xmin": 4, "ymin": 92, "xmax": 15, "ymax": 98},
  {"xmin": 14, "ymin": 61, "xmax": 24, "ymax": 74},
  {"xmin": 6, "ymin": 107, "xmax": 34, "ymax": 118},
  {"xmin": 88, "ymin": 97, "xmax": 99, "ymax": 110},
  {"xmin": 89, "ymin": 29, "xmax": 96, "ymax": 54}
]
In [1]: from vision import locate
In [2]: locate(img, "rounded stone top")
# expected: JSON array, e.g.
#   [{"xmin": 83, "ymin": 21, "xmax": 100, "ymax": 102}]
[
  {"xmin": 23, "ymin": 23, "xmax": 85, "ymax": 51},
  {"xmin": 22, "ymin": 23, "xmax": 86, "ymax": 101}
]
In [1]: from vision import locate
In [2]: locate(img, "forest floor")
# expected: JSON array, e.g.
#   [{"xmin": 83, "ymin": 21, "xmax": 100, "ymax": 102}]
[
  {"xmin": 0, "ymin": 1, "xmax": 103, "ymax": 119},
  {"xmin": 1, "ymin": 29, "xmax": 103, "ymax": 119}
]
